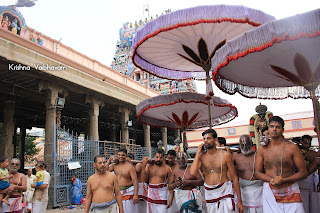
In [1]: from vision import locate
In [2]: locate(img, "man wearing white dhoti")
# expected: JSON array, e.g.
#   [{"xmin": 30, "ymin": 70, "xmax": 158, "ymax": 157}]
[
  {"xmin": 190, "ymin": 129, "xmax": 244, "ymax": 213},
  {"xmin": 168, "ymin": 152, "xmax": 203, "ymax": 213},
  {"xmin": 135, "ymin": 162, "xmax": 148, "ymax": 212},
  {"xmin": 107, "ymin": 149, "xmax": 139, "ymax": 213},
  {"xmin": 255, "ymin": 116, "xmax": 307, "ymax": 213},
  {"xmin": 141, "ymin": 148, "xmax": 173, "ymax": 213},
  {"xmin": 233, "ymin": 135, "xmax": 263, "ymax": 213}
]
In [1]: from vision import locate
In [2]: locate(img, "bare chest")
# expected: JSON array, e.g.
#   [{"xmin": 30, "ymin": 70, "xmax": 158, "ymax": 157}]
[
  {"xmin": 201, "ymin": 154, "xmax": 224, "ymax": 174},
  {"xmin": 264, "ymin": 148, "xmax": 293, "ymax": 171},
  {"xmin": 114, "ymin": 166, "xmax": 131, "ymax": 180},
  {"xmin": 236, "ymin": 155, "xmax": 255, "ymax": 172},
  {"xmin": 149, "ymin": 165, "xmax": 168, "ymax": 179},
  {"xmin": 91, "ymin": 177, "xmax": 113, "ymax": 192}
]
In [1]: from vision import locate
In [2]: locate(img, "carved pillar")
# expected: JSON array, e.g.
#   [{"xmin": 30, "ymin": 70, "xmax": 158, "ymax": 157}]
[
  {"xmin": 0, "ymin": 101, "xmax": 15, "ymax": 158},
  {"xmin": 86, "ymin": 97, "xmax": 104, "ymax": 157},
  {"xmin": 143, "ymin": 124, "xmax": 151, "ymax": 158},
  {"xmin": 119, "ymin": 107, "xmax": 130, "ymax": 144},
  {"xmin": 161, "ymin": 127, "xmax": 168, "ymax": 152}
]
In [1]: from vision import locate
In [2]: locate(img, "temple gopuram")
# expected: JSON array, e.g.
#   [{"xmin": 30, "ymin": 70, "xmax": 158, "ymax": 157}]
[{"xmin": 111, "ymin": 10, "xmax": 198, "ymax": 94}]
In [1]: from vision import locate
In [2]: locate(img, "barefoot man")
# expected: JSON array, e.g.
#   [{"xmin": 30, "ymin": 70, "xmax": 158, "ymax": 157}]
[
  {"xmin": 233, "ymin": 135, "xmax": 263, "ymax": 212},
  {"xmin": 141, "ymin": 148, "xmax": 174, "ymax": 213},
  {"xmin": 85, "ymin": 155, "xmax": 123, "ymax": 213},
  {"xmin": 255, "ymin": 116, "xmax": 307, "ymax": 213},
  {"xmin": 107, "ymin": 148, "xmax": 139, "ymax": 213},
  {"xmin": 168, "ymin": 152, "xmax": 204, "ymax": 213},
  {"xmin": 190, "ymin": 129, "xmax": 244, "ymax": 213}
]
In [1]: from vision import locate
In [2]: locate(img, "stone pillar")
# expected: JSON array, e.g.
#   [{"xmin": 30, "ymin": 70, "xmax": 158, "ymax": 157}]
[
  {"xmin": 111, "ymin": 127, "xmax": 117, "ymax": 142},
  {"xmin": 143, "ymin": 124, "xmax": 151, "ymax": 158},
  {"xmin": 19, "ymin": 126, "xmax": 26, "ymax": 169},
  {"xmin": 44, "ymin": 89, "xmax": 58, "ymax": 174},
  {"xmin": 86, "ymin": 97, "xmax": 104, "ymax": 157},
  {"xmin": 0, "ymin": 101, "xmax": 15, "ymax": 159},
  {"xmin": 119, "ymin": 107, "xmax": 130, "ymax": 144},
  {"xmin": 161, "ymin": 127, "xmax": 168, "ymax": 152}
]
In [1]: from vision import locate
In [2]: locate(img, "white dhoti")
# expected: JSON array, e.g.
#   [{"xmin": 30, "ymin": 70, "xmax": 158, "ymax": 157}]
[
  {"xmin": 137, "ymin": 182, "xmax": 148, "ymax": 212},
  {"xmin": 204, "ymin": 181, "xmax": 235, "ymax": 213},
  {"xmin": 175, "ymin": 188, "xmax": 202, "ymax": 213},
  {"xmin": 120, "ymin": 185, "xmax": 138, "ymax": 213},
  {"xmin": 147, "ymin": 183, "xmax": 168, "ymax": 213},
  {"xmin": 262, "ymin": 182, "xmax": 304, "ymax": 213},
  {"xmin": 298, "ymin": 172, "xmax": 320, "ymax": 213},
  {"xmin": 239, "ymin": 178, "xmax": 263, "ymax": 213},
  {"xmin": 0, "ymin": 195, "xmax": 23, "ymax": 213}
]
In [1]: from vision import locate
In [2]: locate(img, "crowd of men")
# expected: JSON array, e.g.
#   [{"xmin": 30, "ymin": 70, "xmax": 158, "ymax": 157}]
[{"xmin": 85, "ymin": 115, "xmax": 320, "ymax": 213}]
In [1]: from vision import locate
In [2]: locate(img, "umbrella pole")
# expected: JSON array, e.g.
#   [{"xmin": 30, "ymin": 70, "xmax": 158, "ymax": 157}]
[
  {"xmin": 310, "ymin": 90, "xmax": 320, "ymax": 149},
  {"xmin": 208, "ymin": 100, "xmax": 212, "ymax": 129}
]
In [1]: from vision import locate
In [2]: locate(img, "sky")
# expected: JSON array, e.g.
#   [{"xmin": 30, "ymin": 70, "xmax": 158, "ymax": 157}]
[{"xmin": 9, "ymin": 0, "xmax": 320, "ymax": 124}]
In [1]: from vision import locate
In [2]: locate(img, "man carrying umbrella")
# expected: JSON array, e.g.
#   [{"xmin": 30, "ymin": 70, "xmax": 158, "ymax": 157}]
[
  {"xmin": 190, "ymin": 129, "xmax": 244, "ymax": 213},
  {"xmin": 141, "ymin": 148, "xmax": 174, "ymax": 213},
  {"xmin": 255, "ymin": 116, "xmax": 307, "ymax": 212}
]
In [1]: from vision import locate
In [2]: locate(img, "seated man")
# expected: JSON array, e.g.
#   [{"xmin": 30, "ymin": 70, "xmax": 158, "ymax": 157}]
[
  {"xmin": 255, "ymin": 116, "xmax": 307, "ymax": 213},
  {"xmin": 168, "ymin": 152, "xmax": 204, "ymax": 213}
]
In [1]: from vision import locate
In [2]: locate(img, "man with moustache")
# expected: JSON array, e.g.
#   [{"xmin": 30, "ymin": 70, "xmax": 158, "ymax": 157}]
[
  {"xmin": 0, "ymin": 158, "xmax": 27, "ymax": 213},
  {"xmin": 255, "ymin": 116, "xmax": 307, "ymax": 213},
  {"xmin": 85, "ymin": 155, "xmax": 123, "ymax": 213},
  {"xmin": 166, "ymin": 149, "xmax": 178, "ymax": 172},
  {"xmin": 190, "ymin": 129, "xmax": 244, "ymax": 213},
  {"xmin": 168, "ymin": 152, "xmax": 204, "ymax": 213},
  {"xmin": 107, "ymin": 148, "xmax": 139, "ymax": 213},
  {"xmin": 233, "ymin": 135, "xmax": 263, "ymax": 213},
  {"xmin": 141, "ymin": 148, "xmax": 173, "ymax": 213}
]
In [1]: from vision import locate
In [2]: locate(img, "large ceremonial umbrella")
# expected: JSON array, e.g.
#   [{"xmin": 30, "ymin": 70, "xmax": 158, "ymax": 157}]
[
  {"xmin": 132, "ymin": 4, "xmax": 274, "ymax": 128},
  {"xmin": 137, "ymin": 92, "xmax": 237, "ymax": 150},
  {"xmin": 136, "ymin": 92, "xmax": 237, "ymax": 129},
  {"xmin": 212, "ymin": 9, "xmax": 320, "ymax": 143}
]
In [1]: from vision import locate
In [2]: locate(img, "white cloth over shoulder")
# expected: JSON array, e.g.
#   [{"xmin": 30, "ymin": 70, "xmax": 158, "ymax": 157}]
[
  {"xmin": 147, "ymin": 183, "xmax": 168, "ymax": 213},
  {"xmin": 239, "ymin": 178, "xmax": 263, "ymax": 213},
  {"xmin": 204, "ymin": 181, "xmax": 235, "ymax": 213},
  {"xmin": 262, "ymin": 182, "xmax": 304, "ymax": 213}
]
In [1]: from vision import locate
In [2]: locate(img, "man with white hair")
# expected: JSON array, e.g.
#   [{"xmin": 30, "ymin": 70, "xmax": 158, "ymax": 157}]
[
  {"xmin": 168, "ymin": 152, "xmax": 204, "ymax": 212},
  {"xmin": 0, "ymin": 158, "xmax": 27, "ymax": 213},
  {"xmin": 233, "ymin": 135, "xmax": 263, "ymax": 213}
]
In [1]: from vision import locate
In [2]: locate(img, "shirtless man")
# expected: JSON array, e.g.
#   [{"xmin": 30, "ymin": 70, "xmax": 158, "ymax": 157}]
[
  {"xmin": 141, "ymin": 148, "xmax": 173, "ymax": 213},
  {"xmin": 166, "ymin": 149, "xmax": 178, "ymax": 172},
  {"xmin": 85, "ymin": 155, "xmax": 123, "ymax": 213},
  {"xmin": 255, "ymin": 116, "xmax": 307, "ymax": 213},
  {"xmin": 107, "ymin": 148, "xmax": 139, "ymax": 213},
  {"xmin": 0, "ymin": 158, "xmax": 27, "ymax": 213},
  {"xmin": 168, "ymin": 152, "xmax": 204, "ymax": 212},
  {"xmin": 233, "ymin": 135, "xmax": 263, "ymax": 213},
  {"xmin": 190, "ymin": 129, "xmax": 244, "ymax": 213},
  {"xmin": 298, "ymin": 134, "xmax": 320, "ymax": 213}
]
